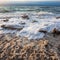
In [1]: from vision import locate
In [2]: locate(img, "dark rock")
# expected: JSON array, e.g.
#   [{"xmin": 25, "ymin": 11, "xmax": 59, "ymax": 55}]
[
  {"xmin": 56, "ymin": 17, "xmax": 60, "ymax": 19},
  {"xmin": 21, "ymin": 14, "xmax": 29, "ymax": 19},
  {"xmin": 20, "ymin": 22, "xmax": 25, "ymax": 25},
  {"xmin": 52, "ymin": 28, "xmax": 60, "ymax": 37},
  {"xmin": 1, "ymin": 25, "xmax": 23, "ymax": 31},
  {"xmin": 32, "ymin": 20, "xmax": 38, "ymax": 23},
  {"xmin": 3, "ymin": 19, "xmax": 9, "ymax": 22},
  {"xmin": 39, "ymin": 30, "xmax": 47, "ymax": 33}
]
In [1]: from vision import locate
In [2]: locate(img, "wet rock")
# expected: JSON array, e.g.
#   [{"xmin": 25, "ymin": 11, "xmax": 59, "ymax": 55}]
[
  {"xmin": 3, "ymin": 19, "xmax": 9, "ymax": 22},
  {"xmin": 32, "ymin": 20, "xmax": 38, "ymax": 23},
  {"xmin": 52, "ymin": 28, "xmax": 60, "ymax": 37},
  {"xmin": 20, "ymin": 22, "xmax": 26, "ymax": 25},
  {"xmin": 56, "ymin": 17, "xmax": 60, "ymax": 19},
  {"xmin": 1, "ymin": 25, "xmax": 23, "ymax": 30},
  {"xmin": 21, "ymin": 14, "xmax": 29, "ymax": 19},
  {"xmin": 39, "ymin": 30, "xmax": 47, "ymax": 33}
]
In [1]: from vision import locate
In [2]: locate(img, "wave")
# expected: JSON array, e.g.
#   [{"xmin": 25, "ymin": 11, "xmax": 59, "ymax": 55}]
[
  {"xmin": 0, "ymin": 6, "xmax": 60, "ymax": 13},
  {"xmin": 0, "ymin": 6, "xmax": 60, "ymax": 39}
]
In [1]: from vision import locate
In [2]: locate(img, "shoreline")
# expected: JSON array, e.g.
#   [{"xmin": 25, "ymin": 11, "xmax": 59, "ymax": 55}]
[
  {"xmin": 0, "ymin": 33, "xmax": 60, "ymax": 60},
  {"xmin": 0, "ymin": 6, "xmax": 60, "ymax": 60}
]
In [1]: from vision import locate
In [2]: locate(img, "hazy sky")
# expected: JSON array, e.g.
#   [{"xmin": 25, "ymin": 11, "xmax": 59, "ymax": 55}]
[{"xmin": 0, "ymin": 0, "xmax": 60, "ymax": 4}]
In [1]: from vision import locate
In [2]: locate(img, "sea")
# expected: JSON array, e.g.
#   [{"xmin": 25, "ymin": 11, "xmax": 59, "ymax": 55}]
[
  {"xmin": 0, "ymin": 6, "xmax": 60, "ymax": 13},
  {"xmin": 0, "ymin": 6, "xmax": 60, "ymax": 18},
  {"xmin": 0, "ymin": 5, "xmax": 60, "ymax": 39}
]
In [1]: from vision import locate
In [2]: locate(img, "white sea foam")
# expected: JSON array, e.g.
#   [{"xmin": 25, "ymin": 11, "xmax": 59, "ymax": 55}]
[{"xmin": 0, "ymin": 11, "xmax": 60, "ymax": 39}]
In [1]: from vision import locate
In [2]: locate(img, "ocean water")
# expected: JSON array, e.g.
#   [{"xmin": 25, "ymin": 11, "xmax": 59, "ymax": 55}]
[
  {"xmin": 0, "ymin": 6, "xmax": 60, "ymax": 18},
  {"xmin": 0, "ymin": 6, "xmax": 60, "ymax": 39},
  {"xmin": 0, "ymin": 6, "xmax": 60, "ymax": 13}
]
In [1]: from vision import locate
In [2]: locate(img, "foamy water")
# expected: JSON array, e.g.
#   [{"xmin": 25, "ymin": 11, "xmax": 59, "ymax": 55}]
[{"xmin": 0, "ymin": 6, "xmax": 60, "ymax": 40}]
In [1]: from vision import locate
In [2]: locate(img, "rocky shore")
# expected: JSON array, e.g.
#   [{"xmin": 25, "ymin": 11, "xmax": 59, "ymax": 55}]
[{"xmin": 0, "ymin": 33, "xmax": 60, "ymax": 60}]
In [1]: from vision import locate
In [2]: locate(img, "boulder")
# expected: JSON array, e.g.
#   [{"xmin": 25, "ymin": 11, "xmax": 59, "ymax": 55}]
[
  {"xmin": 39, "ymin": 30, "xmax": 47, "ymax": 33},
  {"xmin": 1, "ymin": 25, "xmax": 23, "ymax": 30},
  {"xmin": 21, "ymin": 14, "xmax": 29, "ymax": 19},
  {"xmin": 56, "ymin": 16, "xmax": 60, "ymax": 19},
  {"xmin": 3, "ymin": 19, "xmax": 9, "ymax": 22},
  {"xmin": 52, "ymin": 28, "xmax": 60, "ymax": 37}
]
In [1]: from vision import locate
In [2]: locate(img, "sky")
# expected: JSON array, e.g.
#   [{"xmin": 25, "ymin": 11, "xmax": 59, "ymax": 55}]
[{"xmin": 0, "ymin": 0, "xmax": 60, "ymax": 4}]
